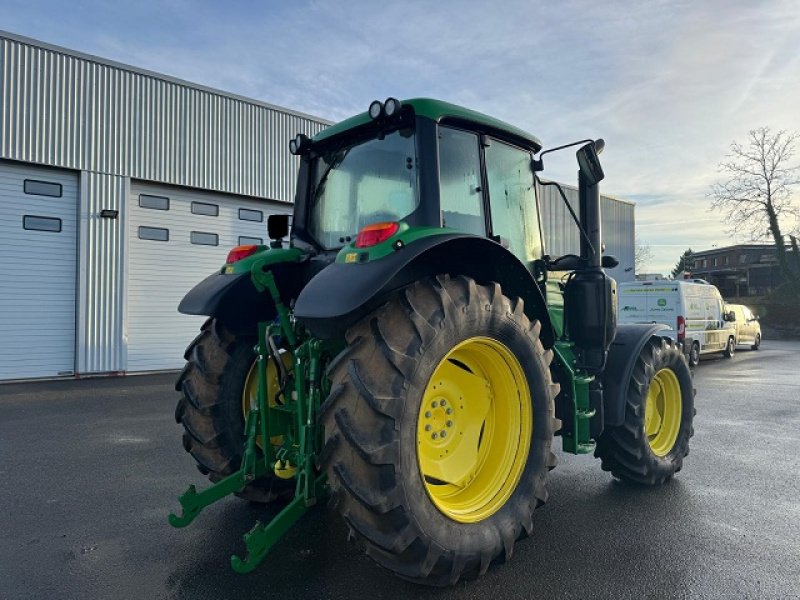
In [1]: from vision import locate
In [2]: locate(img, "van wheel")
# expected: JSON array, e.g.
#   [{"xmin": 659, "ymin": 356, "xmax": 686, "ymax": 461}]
[
  {"xmin": 688, "ymin": 342, "xmax": 699, "ymax": 367},
  {"xmin": 751, "ymin": 334, "xmax": 761, "ymax": 351},
  {"xmin": 723, "ymin": 336, "xmax": 735, "ymax": 358}
]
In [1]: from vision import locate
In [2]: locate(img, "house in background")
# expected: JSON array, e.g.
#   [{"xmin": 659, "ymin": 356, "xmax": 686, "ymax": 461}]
[{"xmin": 691, "ymin": 244, "xmax": 799, "ymax": 297}]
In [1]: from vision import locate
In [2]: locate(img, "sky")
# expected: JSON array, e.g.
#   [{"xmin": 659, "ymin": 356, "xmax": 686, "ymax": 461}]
[{"xmin": 2, "ymin": 0, "xmax": 799, "ymax": 273}]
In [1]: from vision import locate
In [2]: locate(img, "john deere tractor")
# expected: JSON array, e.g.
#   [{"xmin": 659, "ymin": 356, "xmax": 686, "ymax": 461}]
[{"xmin": 169, "ymin": 97, "xmax": 694, "ymax": 585}]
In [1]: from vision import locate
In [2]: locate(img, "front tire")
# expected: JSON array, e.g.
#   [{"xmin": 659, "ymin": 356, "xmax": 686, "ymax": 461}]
[
  {"xmin": 595, "ymin": 336, "xmax": 694, "ymax": 485},
  {"xmin": 321, "ymin": 275, "xmax": 558, "ymax": 586},
  {"xmin": 688, "ymin": 342, "xmax": 700, "ymax": 367},
  {"xmin": 174, "ymin": 318, "xmax": 293, "ymax": 503}
]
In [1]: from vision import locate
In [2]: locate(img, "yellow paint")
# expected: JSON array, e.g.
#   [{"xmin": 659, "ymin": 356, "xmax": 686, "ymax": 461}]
[
  {"xmin": 417, "ymin": 337, "xmax": 532, "ymax": 523},
  {"xmin": 242, "ymin": 352, "xmax": 294, "ymax": 448},
  {"xmin": 345, "ymin": 252, "xmax": 358, "ymax": 263},
  {"xmin": 644, "ymin": 368, "xmax": 682, "ymax": 456}
]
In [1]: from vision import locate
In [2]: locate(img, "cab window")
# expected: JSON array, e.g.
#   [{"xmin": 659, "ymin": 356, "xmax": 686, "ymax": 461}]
[
  {"xmin": 438, "ymin": 127, "xmax": 485, "ymax": 236},
  {"xmin": 485, "ymin": 139, "xmax": 542, "ymax": 261}
]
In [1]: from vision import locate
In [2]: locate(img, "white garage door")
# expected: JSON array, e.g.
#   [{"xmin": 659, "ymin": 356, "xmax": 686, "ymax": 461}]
[
  {"xmin": 0, "ymin": 161, "xmax": 78, "ymax": 380},
  {"xmin": 127, "ymin": 182, "xmax": 292, "ymax": 372}
]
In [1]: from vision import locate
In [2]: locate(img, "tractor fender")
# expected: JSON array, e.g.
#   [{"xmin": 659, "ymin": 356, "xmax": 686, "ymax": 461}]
[
  {"xmin": 178, "ymin": 257, "xmax": 325, "ymax": 336},
  {"xmin": 602, "ymin": 323, "xmax": 671, "ymax": 427},
  {"xmin": 294, "ymin": 233, "xmax": 554, "ymax": 346}
]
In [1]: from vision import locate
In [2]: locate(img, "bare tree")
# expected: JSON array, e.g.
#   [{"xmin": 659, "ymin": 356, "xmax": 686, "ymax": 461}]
[
  {"xmin": 710, "ymin": 127, "xmax": 800, "ymax": 280},
  {"xmin": 634, "ymin": 235, "xmax": 654, "ymax": 275}
]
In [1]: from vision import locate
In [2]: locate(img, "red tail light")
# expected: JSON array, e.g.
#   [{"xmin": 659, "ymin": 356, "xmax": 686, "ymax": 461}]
[
  {"xmin": 677, "ymin": 315, "xmax": 686, "ymax": 342},
  {"xmin": 226, "ymin": 244, "xmax": 259, "ymax": 264},
  {"xmin": 355, "ymin": 221, "xmax": 399, "ymax": 248}
]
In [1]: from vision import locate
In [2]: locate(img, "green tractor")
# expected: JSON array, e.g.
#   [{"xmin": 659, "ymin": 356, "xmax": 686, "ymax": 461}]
[{"xmin": 169, "ymin": 97, "xmax": 694, "ymax": 585}]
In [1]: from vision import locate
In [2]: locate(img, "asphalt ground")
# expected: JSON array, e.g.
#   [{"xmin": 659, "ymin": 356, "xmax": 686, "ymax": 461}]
[{"xmin": 1, "ymin": 340, "xmax": 799, "ymax": 600}]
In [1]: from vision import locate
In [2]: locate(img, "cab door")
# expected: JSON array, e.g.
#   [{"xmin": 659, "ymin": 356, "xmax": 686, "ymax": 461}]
[{"xmin": 483, "ymin": 138, "xmax": 543, "ymax": 263}]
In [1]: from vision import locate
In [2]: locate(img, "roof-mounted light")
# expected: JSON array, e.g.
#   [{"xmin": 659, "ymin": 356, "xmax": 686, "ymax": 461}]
[
  {"xmin": 289, "ymin": 133, "xmax": 311, "ymax": 155},
  {"xmin": 368, "ymin": 100, "xmax": 384, "ymax": 120},
  {"xmin": 383, "ymin": 97, "xmax": 402, "ymax": 117}
]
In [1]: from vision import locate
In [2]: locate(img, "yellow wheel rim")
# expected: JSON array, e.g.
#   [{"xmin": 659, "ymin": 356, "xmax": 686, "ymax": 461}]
[
  {"xmin": 242, "ymin": 351, "xmax": 293, "ymax": 447},
  {"xmin": 644, "ymin": 368, "xmax": 682, "ymax": 457},
  {"xmin": 416, "ymin": 337, "xmax": 532, "ymax": 523}
]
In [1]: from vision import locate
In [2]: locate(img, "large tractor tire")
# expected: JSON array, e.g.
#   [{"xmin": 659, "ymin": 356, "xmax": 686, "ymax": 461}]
[
  {"xmin": 174, "ymin": 318, "xmax": 294, "ymax": 503},
  {"xmin": 320, "ymin": 275, "xmax": 558, "ymax": 586},
  {"xmin": 595, "ymin": 336, "xmax": 695, "ymax": 485}
]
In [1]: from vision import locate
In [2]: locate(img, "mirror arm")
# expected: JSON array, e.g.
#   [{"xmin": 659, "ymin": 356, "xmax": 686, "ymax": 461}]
[{"xmin": 535, "ymin": 175, "xmax": 596, "ymax": 258}]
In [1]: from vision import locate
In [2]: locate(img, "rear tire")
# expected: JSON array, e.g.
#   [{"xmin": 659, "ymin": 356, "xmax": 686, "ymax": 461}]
[
  {"xmin": 723, "ymin": 336, "xmax": 735, "ymax": 358},
  {"xmin": 174, "ymin": 318, "xmax": 294, "ymax": 503},
  {"xmin": 321, "ymin": 275, "xmax": 558, "ymax": 586},
  {"xmin": 752, "ymin": 334, "xmax": 761, "ymax": 351},
  {"xmin": 595, "ymin": 336, "xmax": 694, "ymax": 485}
]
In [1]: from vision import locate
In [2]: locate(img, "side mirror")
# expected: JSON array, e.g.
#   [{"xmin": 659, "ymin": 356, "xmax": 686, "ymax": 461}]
[
  {"xmin": 725, "ymin": 311, "xmax": 736, "ymax": 322},
  {"xmin": 267, "ymin": 214, "xmax": 290, "ymax": 241},
  {"xmin": 576, "ymin": 139, "xmax": 605, "ymax": 186},
  {"xmin": 601, "ymin": 255, "xmax": 619, "ymax": 269}
]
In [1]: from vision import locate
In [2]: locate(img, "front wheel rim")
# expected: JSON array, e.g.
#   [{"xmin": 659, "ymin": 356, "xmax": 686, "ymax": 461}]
[
  {"xmin": 644, "ymin": 368, "xmax": 682, "ymax": 457},
  {"xmin": 416, "ymin": 337, "xmax": 533, "ymax": 524}
]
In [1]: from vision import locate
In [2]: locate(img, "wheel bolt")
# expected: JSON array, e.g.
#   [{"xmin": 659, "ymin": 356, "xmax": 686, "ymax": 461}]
[
  {"xmin": 431, "ymin": 401, "xmax": 438, "ymax": 408},
  {"xmin": 425, "ymin": 424, "xmax": 431, "ymax": 432},
  {"xmin": 446, "ymin": 407, "xmax": 453, "ymax": 415},
  {"xmin": 446, "ymin": 420, "xmax": 453, "ymax": 428},
  {"xmin": 440, "ymin": 430, "xmax": 447, "ymax": 438},
  {"xmin": 432, "ymin": 433, "xmax": 438, "ymax": 440},
  {"xmin": 440, "ymin": 399, "xmax": 447, "ymax": 406}
]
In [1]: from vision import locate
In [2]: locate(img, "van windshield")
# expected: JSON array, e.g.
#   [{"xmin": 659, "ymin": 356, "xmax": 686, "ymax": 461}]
[{"xmin": 307, "ymin": 127, "xmax": 419, "ymax": 249}]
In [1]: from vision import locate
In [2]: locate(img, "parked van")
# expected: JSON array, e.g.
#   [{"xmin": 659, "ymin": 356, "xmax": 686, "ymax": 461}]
[
  {"xmin": 725, "ymin": 303, "xmax": 762, "ymax": 351},
  {"xmin": 618, "ymin": 280, "xmax": 736, "ymax": 366}
]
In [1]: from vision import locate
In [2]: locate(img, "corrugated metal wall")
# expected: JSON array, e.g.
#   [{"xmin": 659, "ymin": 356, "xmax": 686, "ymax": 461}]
[
  {"xmin": 0, "ymin": 31, "xmax": 330, "ymax": 375},
  {"xmin": 538, "ymin": 182, "xmax": 635, "ymax": 282},
  {"xmin": 76, "ymin": 172, "xmax": 127, "ymax": 373},
  {"xmin": 0, "ymin": 34, "xmax": 328, "ymax": 201}
]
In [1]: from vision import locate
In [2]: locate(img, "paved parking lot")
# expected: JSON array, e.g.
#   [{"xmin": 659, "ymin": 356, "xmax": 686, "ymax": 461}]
[{"xmin": 1, "ymin": 340, "xmax": 799, "ymax": 600}]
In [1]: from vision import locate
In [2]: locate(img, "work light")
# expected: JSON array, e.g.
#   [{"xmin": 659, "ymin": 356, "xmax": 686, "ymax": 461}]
[
  {"xmin": 368, "ymin": 100, "xmax": 383, "ymax": 120},
  {"xmin": 384, "ymin": 97, "xmax": 401, "ymax": 117}
]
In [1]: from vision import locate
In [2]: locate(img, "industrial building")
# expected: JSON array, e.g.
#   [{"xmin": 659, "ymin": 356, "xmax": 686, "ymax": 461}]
[{"xmin": 0, "ymin": 30, "xmax": 634, "ymax": 381}]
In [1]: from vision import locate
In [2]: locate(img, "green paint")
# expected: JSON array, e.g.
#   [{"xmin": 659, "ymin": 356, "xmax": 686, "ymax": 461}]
[
  {"xmin": 224, "ymin": 246, "xmax": 304, "ymax": 275},
  {"xmin": 334, "ymin": 223, "xmax": 461, "ymax": 264},
  {"xmin": 553, "ymin": 342, "xmax": 596, "ymax": 455},
  {"xmin": 313, "ymin": 98, "xmax": 542, "ymax": 150}
]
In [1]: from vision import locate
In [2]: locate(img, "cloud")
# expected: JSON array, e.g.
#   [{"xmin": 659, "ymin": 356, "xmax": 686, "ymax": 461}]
[{"xmin": 3, "ymin": 0, "xmax": 799, "ymax": 276}]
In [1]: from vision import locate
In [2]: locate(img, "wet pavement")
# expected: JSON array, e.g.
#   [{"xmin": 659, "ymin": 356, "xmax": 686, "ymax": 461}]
[{"xmin": 1, "ymin": 340, "xmax": 799, "ymax": 599}]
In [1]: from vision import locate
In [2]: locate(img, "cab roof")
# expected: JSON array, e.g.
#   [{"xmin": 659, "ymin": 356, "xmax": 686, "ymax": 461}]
[{"xmin": 312, "ymin": 98, "xmax": 542, "ymax": 152}]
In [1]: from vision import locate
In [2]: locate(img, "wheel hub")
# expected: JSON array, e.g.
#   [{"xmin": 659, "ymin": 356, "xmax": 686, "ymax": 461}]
[
  {"xmin": 416, "ymin": 337, "xmax": 532, "ymax": 523},
  {"xmin": 644, "ymin": 367, "xmax": 682, "ymax": 457}
]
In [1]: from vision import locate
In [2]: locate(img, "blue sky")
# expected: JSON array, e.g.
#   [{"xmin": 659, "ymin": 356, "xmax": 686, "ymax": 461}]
[{"xmin": 3, "ymin": 0, "xmax": 799, "ymax": 273}]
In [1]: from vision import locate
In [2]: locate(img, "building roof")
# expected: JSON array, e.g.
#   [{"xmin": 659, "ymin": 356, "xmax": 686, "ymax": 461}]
[
  {"xmin": 313, "ymin": 98, "xmax": 543, "ymax": 151},
  {"xmin": 694, "ymin": 243, "xmax": 782, "ymax": 257},
  {"xmin": 0, "ymin": 29, "xmax": 333, "ymax": 126}
]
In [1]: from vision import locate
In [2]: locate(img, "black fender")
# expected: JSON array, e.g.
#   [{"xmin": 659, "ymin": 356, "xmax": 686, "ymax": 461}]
[
  {"xmin": 178, "ymin": 257, "xmax": 329, "ymax": 336},
  {"xmin": 602, "ymin": 323, "xmax": 671, "ymax": 427},
  {"xmin": 293, "ymin": 234, "xmax": 554, "ymax": 346}
]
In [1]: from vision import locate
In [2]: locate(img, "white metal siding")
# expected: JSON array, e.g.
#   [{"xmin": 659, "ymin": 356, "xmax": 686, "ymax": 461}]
[
  {"xmin": 538, "ymin": 182, "xmax": 635, "ymax": 283},
  {"xmin": 0, "ymin": 160, "xmax": 77, "ymax": 379},
  {"xmin": 0, "ymin": 34, "xmax": 329, "ymax": 202},
  {"xmin": 126, "ymin": 182, "xmax": 292, "ymax": 371}
]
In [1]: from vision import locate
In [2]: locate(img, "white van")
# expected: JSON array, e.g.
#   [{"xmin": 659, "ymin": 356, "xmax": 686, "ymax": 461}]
[{"xmin": 618, "ymin": 280, "xmax": 736, "ymax": 366}]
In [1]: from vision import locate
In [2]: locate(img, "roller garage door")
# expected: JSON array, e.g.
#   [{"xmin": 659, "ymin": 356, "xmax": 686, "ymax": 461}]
[
  {"xmin": 126, "ymin": 182, "xmax": 292, "ymax": 371},
  {"xmin": 0, "ymin": 161, "xmax": 78, "ymax": 380}
]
